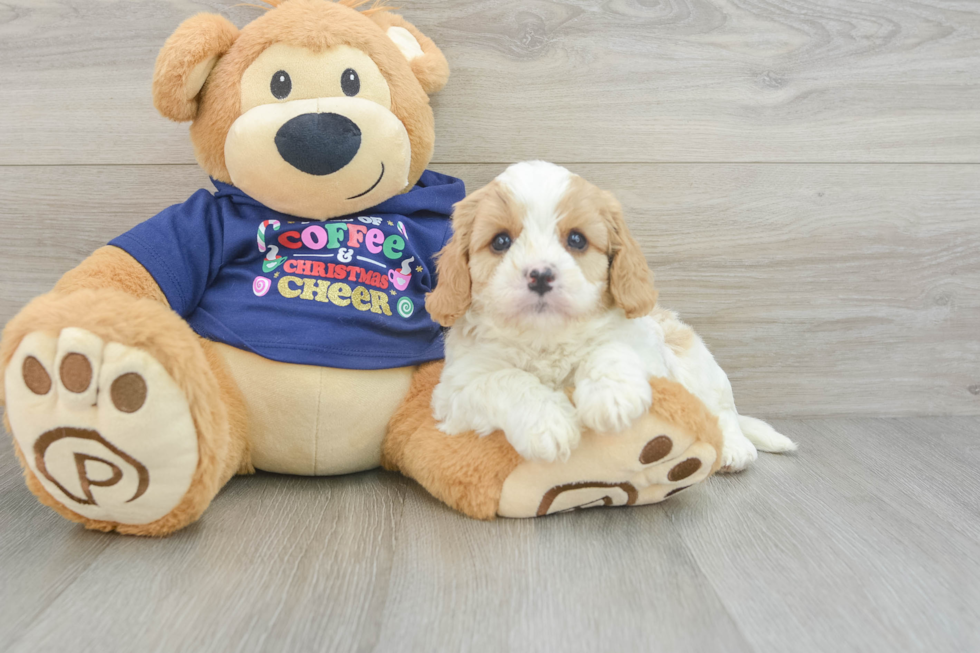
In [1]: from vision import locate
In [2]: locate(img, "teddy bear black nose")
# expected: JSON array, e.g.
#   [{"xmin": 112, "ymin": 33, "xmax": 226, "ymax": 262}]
[{"xmin": 275, "ymin": 112, "xmax": 361, "ymax": 176}]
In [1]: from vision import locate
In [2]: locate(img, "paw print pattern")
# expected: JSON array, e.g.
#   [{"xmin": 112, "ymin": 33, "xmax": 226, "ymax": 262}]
[
  {"xmin": 498, "ymin": 405, "xmax": 719, "ymax": 518},
  {"xmin": 4, "ymin": 328, "xmax": 199, "ymax": 525},
  {"xmin": 535, "ymin": 434, "xmax": 706, "ymax": 515}
]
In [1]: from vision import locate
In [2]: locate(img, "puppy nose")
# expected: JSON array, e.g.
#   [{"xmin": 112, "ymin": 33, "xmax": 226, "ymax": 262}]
[
  {"xmin": 527, "ymin": 268, "xmax": 555, "ymax": 295},
  {"xmin": 275, "ymin": 112, "xmax": 361, "ymax": 176}
]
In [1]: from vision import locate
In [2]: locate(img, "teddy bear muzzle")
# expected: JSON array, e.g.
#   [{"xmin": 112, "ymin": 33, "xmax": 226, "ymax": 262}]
[{"xmin": 224, "ymin": 96, "xmax": 412, "ymax": 221}]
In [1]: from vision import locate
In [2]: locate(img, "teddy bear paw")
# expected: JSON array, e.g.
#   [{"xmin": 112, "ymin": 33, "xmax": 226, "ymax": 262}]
[
  {"xmin": 497, "ymin": 402, "xmax": 719, "ymax": 518},
  {"xmin": 4, "ymin": 328, "xmax": 199, "ymax": 526}
]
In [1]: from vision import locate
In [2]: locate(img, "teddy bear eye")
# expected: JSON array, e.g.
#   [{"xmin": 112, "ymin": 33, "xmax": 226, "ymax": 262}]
[
  {"xmin": 490, "ymin": 232, "xmax": 512, "ymax": 253},
  {"xmin": 341, "ymin": 68, "xmax": 360, "ymax": 97},
  {"xmin": 270, "ymin": 70, "xmax": 292, "ymax": 100},
  {"xmin": 566, "ymin": 230, "xmax": 588, "ymax": 251}
]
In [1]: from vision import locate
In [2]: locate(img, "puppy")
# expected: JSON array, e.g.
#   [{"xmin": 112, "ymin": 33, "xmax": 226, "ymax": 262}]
[{"xmin": 426, "ymin": 161, "xmax": 796, "ymax": 468}]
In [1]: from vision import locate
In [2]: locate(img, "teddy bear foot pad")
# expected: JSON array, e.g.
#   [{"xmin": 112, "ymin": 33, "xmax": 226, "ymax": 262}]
[
  {"xmin": 498, "ymin": 404, "xmax": 718, "ymax": 517},
  {"xmin": 5, "ymin": 328, "xmax": 199, "ymax": 525}
]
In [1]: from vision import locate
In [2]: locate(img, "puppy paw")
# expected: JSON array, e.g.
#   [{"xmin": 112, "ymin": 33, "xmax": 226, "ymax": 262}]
[
  {"xmin": 719, "ymin": 432, "xmax": 758, "ymax": 473},
  {"xmin": 505, "ymin": 395, "xmax": 580, "ymax": 462},
  {"xmin": 574, "ymin": 377, "xmax": 652, "ymax": 434},
  {"xmin": 497, "ymin": 379, "xmax": 725, "ymax": 518}
]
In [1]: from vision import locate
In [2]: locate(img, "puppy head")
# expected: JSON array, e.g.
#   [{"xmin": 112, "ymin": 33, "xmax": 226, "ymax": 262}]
[{"xmin": 427, "ymin": 161, "xmax": 657, "ymax": 329}]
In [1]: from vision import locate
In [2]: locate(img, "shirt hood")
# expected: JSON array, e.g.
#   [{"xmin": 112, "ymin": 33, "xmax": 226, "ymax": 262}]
[{"xmin": 210, "ymin": 170, "xmax": 466, "ymax": 219}]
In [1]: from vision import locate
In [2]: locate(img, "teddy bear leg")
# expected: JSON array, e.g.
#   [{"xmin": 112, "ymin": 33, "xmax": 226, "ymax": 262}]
[
  {"xmin": 498, "ymin": 378, "xmax": 723, "ymax": 517},
  {"xmin": 1, "ymin": 290, "xmax": 249, "ymax": 536},
  {"xmin": 381, "ymin": 362, "xmax": 523, "ymax": 519},
  {"xmin": 383, "ymin": 363, "xmax": 722, "ymax": 520}
]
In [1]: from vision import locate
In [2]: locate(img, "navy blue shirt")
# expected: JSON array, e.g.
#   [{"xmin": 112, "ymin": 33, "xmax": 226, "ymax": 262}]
[{"xmin": 111, "ymin": 171, "xmax": 465, "ymax": 370}]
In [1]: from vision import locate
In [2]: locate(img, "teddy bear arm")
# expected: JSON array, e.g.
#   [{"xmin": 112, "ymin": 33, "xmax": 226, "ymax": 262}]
[{"xmin": 52, "ymin": 246, "xmax": 169, "ymax": 305}]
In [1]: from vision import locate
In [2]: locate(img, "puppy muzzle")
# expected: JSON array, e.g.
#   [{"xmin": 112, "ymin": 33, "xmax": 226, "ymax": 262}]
[{"xmin": 527, "ymin": 267, "xmax": 555, "ymax": 296}]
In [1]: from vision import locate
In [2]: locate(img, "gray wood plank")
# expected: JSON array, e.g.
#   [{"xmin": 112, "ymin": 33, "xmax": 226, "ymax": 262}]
[
  {"xmin": 0, "ymin": 437, "xmax": 747, "ymax": 653},
  {"xmin": 4, "ymin": 463, "xmax": 409, "ymax": 653},
  {"xmin": 1, "ymin": 163, "xmax": 977, "ymax": 417},
  {"xmin": 664, "ymin": 417, "xmax": 980, "ymax": 653},
  {"xmin": 850, "ymin": 417, "xmax": 980, "ymax": 543},
  {"xmin": 0, "ymin": 425, "xmax": 116, "ymax": 652},
  {"xmin": 2, "ymin": 418, "xmax": 978, "ymax": 653},
  {"xmin": 372, "ymin": 490, "xmax": 751, "ymax": 653},
  {"xmin": 2, "ymin": 0, "xmax": 980, "ymax": 165}
]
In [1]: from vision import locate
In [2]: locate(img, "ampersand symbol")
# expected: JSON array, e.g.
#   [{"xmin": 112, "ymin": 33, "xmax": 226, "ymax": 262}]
[{"xmin": 338, "ymin": 248, "xmax": 353, "ymax": 263}]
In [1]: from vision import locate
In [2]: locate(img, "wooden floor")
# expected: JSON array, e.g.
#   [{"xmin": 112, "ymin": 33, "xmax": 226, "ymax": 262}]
[
  {"xmin": 2, "ymin": 0, "xmax": 979, "ymax": 651},
  {"xmin": 1, "ymin": 417, "xmax": 978, "ymax": 653}
]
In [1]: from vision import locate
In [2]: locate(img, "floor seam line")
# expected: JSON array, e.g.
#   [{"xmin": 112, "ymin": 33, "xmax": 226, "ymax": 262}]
[{"xmin": 667, "ymin": 502, "xmax": 763, "ymax": 653}]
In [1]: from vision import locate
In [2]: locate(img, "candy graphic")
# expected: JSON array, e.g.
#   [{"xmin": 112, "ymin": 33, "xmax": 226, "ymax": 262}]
[
  {"xmin": 396, "ymin": 296, "xmax": 414, "ymax": 318},
  {"xmin": 397, "ymin": 221, "xmax": 408, "ymax": 241},
  {"xmin": 258, "ymin": 220, "xmax": 287, "ymax": 271},
  {"xmin": 252, "ymin": 276, "xmax": 272, "ymax": 297},
  {"xmin": 257, "ymin": 220, "xmax": 281, "ymax": 252}
]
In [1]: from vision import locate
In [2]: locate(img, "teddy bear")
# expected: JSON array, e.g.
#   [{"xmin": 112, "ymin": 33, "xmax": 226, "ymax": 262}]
[{"xmin": 0, "ymin": 0, "xmax": 723, "ymax": 536}]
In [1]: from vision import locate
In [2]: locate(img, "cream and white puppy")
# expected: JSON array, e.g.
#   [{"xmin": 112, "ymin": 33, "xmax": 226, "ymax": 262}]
[{"xmin": 426, "ymin": 161, "xmax": 796, "ymax": 469}]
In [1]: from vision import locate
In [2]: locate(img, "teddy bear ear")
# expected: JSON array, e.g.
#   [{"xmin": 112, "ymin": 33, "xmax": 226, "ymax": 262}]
[
  {"xmin": 371, "ymin": 12, "xmax": 450, "ymax": 95},
  {"xmin": 152, "ymin": 14, "xmax": 239, "ymax": 122}
]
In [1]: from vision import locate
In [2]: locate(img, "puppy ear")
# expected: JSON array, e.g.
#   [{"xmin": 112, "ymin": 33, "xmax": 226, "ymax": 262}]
[
  {"xmin": 370, "ymin": 12, "xmax": 450, "ymax": 95},
  {"xmin": 603, "ymin": 192, "xmax": 658, "ymax": 318},
  {"xmin": 153, "ymin": 14, "xmax": 239, "ymax": 122},
  {"xmin": 426, "ymin": 193, "xmax": 479, "ymax": 327}
]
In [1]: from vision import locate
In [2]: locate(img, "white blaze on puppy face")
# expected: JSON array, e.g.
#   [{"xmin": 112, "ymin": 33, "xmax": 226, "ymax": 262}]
[{"xmin": 472, "ymin": 161, "xmax": 611, "ymax": 328}]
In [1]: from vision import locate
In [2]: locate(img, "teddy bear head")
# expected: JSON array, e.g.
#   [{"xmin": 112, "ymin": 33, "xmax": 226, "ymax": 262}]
[{"xmin": 152, "ymin": 0, "xmax": 449, "ymax": 220}]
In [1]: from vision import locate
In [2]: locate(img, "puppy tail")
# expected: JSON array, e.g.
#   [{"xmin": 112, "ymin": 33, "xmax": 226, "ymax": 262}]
[{"xmin": 738, "ymin": 415, "xmax": 798, "ymax": 453}]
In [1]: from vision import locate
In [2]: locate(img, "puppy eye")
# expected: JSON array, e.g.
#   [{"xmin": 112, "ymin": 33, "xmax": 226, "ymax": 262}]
[
  {"xmin": 490, "ymin": 232, "xmax": 512, "ymax": 253},
  {"xmin": 341, "ymin": 68, "xmax": 360, "ymax": 96},
  {"xmin": 270, "ymin": 70, "xmax": 292, "ymax": 100},
  {"xmin": 566, "ymin": 230, "xmax": 588, "ymax": 251}
]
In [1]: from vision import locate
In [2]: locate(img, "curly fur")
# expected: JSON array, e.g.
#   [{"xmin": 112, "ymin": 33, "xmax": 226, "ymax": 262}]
[
  {"xmin": 382, "ymin": 361, "xmax": 522, "ymax": 520},
  {"xmin": 429, "ymin": 161, "xmax": 796, "ymax": 468}
]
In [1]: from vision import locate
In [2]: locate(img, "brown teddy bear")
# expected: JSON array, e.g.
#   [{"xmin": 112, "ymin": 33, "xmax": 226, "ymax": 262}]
[{"xmin": 0, "ymin": 0, "xmax": 722, "ymax": 536}]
